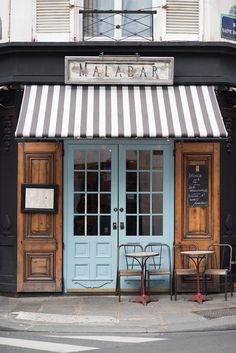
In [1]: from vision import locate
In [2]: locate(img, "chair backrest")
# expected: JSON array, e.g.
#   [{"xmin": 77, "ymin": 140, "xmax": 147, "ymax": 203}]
[
  {"xmin": 144, "ymin": 242, "xmax": 171, "ymax": 271},
  {"xmin": 118, "ymin": 243, "xmax": 143, "ymax": 271},
  {"xmin": 207, "ymin": 243, "xmax": 232, "ymax": 272},
  {"xmin": 173, "ymin": 243, "xmax": 198, "ymax": 270}
]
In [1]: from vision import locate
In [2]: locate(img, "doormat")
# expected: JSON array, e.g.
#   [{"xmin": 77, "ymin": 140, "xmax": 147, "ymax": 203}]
[{"xmin": 194, "ymin": 307, "xmax": 236, "ymax": 320}]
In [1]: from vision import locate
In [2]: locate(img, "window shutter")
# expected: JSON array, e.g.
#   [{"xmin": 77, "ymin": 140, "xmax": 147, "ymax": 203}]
[
  {"xmin": 36, "ymin": 0, "xmax": 70, "ymax": 34},
  {"xmin": 166, "ymin": 0, "xmax": 199, "ymax": 36}
]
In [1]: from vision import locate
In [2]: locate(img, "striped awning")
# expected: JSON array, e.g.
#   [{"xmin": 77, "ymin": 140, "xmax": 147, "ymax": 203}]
[{"xmin": 15, "ymin": 85, "xmax": 227, "ymax": 139}]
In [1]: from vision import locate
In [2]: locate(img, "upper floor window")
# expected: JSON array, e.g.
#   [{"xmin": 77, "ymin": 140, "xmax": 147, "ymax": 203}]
[
  {"xmin": 35, "ymin": 0, "xmax": 201, "ymax": 42},
  {"xmin": 82, "ymin": 0, "xmax": 154, "ymax": 41}
]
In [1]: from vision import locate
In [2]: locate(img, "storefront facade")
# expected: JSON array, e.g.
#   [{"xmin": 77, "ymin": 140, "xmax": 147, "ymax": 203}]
[{"xmin": 0, "ymin": 40, "xmax": 235, "ymax": 294}]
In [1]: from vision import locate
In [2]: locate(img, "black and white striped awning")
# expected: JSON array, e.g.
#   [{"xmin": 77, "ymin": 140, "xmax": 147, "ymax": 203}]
[{"xmin": 15, "ymin": 85, "xmax": 227, "ymax": 139}]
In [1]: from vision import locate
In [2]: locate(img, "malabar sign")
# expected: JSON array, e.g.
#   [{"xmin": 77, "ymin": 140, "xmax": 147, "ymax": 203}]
[{"xmin": 65, "ymin": 56, "xmax": 174, "ymax": 85}]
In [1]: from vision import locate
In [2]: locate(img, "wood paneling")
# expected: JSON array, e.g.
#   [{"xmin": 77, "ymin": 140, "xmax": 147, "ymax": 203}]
[
  {"xmin": 175, "ymin": 142, "xmax": 220, "ymax": 291},
  {"xmin": 17, "ymin": 142, "xmax": 62, "ymax": 292}
]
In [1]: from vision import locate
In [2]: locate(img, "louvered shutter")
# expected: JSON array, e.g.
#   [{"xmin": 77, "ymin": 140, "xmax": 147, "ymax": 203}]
[
  {"xmin": 165, "ymin": 0, "xmax": 200, "ymax": 40},
  {"xmin": 35, "ymin": 0, "xmax": 72, "ymax": 41}
]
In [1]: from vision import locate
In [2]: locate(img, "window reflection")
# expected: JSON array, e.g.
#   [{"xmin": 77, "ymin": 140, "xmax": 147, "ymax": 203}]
[
  {"xmin": 139, "ymin": 172, "xmax": 150, "ymax": 192},
  {"xmin": 87, "ymin": 172, "xmax": 98, "ymax": 191},
  {"xmin": 100, "ymin": 172, "xmax": 111, "ymax": 191},
  {"xmin": 100, "ymin": 194, "xmax": 111, "ymax": 213},
  {"xmin": 87, "ymin": 151, "xmax": 98, "ymax": 169},
  {"xmin": 126, "ymin": 150, "xmax": 137, "ymax": 169},
  {"xmin": 139, "ymin": 194, "xmax": 150, "ymax": 214},
  {"xmin": 87, "ymin": 216, "xmax": 98, "ymax": 235},
  {"xmin": 153, "ymin": 150, "xmax": 163, "ymax": 169},
  {"xmin": 74, "ymin": 172, "xmax": 85, "ymax": 192},
  {"xmin": 100, "ymin": 150, "xmax": 112, "ymax": 170},
  {"xmin": 74, "ymin": 216, "xmax": 85, "ymax": 236},
  {"xmin": 126, "ymin": 172, "xmax": 137, "ymax": 191},
  {"xmin": 152, "ymin": 194, "xmax": 163, "ymax": 213},
  {"xmin": 87, "ymin": 194, "xmax": 98, "ymax": 213},
  {"xmin": 74, "ymin": 194, "xmax": 85, "ymax": 214},
  {"xmin": 152, "ymin": 171, "xmax": 163, "ymax": 192},
  {"xmin": 74, "ymin": 151, "xmax": 85, "ymax": 170},
  {"xmin": 100, "ymin": 216, "xmax": 111, "ymax": 235},
  {"xmin": 139, "ymin": 215, "xmax": 150, "ymax": 235},
  {"xmin": 152, "ymin": 215, "xmax": 163, "ymax": 235},
  {"xmin": 139, "ymin": 151, "xmax": 150, "ymax": 170},
  {"xmin": 126, "ymin": 194, "xmax": 137, "ymax": 214}
]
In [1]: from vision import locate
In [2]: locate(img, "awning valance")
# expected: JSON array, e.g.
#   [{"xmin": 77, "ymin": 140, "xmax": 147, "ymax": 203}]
[{"xmin": 15, "ymin": 85, "xmax": 227, "ymax": 139}]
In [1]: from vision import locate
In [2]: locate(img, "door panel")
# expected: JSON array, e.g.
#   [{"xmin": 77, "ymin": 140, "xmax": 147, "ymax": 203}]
[
  {"xmin": 175, "ymin": 142, "xmax": 220, "ymax": 291},
  {"xmin": 65, "ymin": 141, "xmax": 174, "ymax": 292},
  {"xmin": 65, "ymin": 144, "xmax": 118, "ymax": 291},
  {"xmin": 119, "ymin": 144, "xmax": 174, "ymax": 291},
  {"xmin": 17, "ymin": 142, "xmax": 63, "ymax": 292}
]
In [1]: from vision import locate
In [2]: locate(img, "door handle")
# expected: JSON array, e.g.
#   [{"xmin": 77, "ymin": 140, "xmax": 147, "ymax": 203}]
[
  {"xmin": 120, "ymin": 222, "xmax": 125, "ymax": 230},
  {"xmin": 113, "ymin": 222, "xmax": 117, "ymax": 230}
]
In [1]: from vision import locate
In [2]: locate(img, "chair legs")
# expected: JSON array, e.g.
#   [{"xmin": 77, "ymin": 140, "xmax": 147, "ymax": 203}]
[
  {"xmin": 230, "ymin": 274, "xmax": 234, "ymax": 297},
  {"xmin": 170, "ymin": 275, "xmax": 173, "ymax": 300},
  {"xmin": 205, "ymin": 274, "xmax": 234, "ymax": 301},
  {"xmin": 116, "ymin": 275, "xmax": 121, "ymax": 302},
  {"xmin": 225, "ymin": 275, "xmax": 228, "ymax": 301},
  {"xmin": 224, "ymin": 274, "xmax": 234, "ymax": 301},
  {"xmin": 174, "ymin": 274, "xmax": 177, "ymax": 301},
  {"xmin": 147, "ymin": 274, "xmax": 173, "ymax": 300}
]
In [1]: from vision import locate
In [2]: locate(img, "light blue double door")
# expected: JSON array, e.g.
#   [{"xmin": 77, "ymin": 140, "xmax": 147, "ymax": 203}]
[{"xmin": 64, "ymin": 141, "xmax": 174, "ymax": 292}]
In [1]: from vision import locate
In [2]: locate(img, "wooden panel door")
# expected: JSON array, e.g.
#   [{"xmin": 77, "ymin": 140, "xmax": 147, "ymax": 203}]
[
  {"xmin": 17, "ymin": 142, "xmax": 62, "ymax": 292},
  {"xmin": 175, "ymin": 142, "xmax": 220, "ymax": 291}
]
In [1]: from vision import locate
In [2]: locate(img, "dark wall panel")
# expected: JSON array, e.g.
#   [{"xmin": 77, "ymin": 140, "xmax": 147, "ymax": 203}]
[
  {"xmin": 220, "ymin": 106, "xmax": 236, "ymax": 283},
  {"xmin": 0, "ymin": 91, "xmax": 21, "ymax": 293}
]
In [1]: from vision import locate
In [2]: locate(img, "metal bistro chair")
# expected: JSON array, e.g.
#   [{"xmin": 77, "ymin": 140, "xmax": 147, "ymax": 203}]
[
  {"xmin": 204, "ymin": 243, "xmax": 233, "ymax": 301},
  {"xmin": 116, "ymin": 243, "xmax": 143, "ymax": 302},
  {"xmin": 173, "ymin": 243, "xmax": 199, "ymax": 300},
  {"xmin": 144, "ymin": 243, "xmax": 172, "ymax": 300}
]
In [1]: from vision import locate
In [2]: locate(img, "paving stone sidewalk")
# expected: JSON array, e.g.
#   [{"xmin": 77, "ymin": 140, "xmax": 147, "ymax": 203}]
[{"xmin": 0, "ymin": 293, "xmax": 236, "ymax": 333}]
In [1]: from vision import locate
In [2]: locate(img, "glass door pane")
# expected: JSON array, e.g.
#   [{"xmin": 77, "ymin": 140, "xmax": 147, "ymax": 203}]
[
  {"xmin": 124, "ymin": 149, "xmax": 163, "ymax": 237},
  {"xmin": 74, "ymin": 148, "xmax": 112, "ymax": 237}
]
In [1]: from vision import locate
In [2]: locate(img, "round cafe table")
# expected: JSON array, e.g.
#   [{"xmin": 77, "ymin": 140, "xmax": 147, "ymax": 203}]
[
  {"xmin": 181, "ymin": 250, "xmax": 214, "ymax": 303},
  {"xmin": 125, "ymin": 251, "xmax": 159, "ymax": 305}
]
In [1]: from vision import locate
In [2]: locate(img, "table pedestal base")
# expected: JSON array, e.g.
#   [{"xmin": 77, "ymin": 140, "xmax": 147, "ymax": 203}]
[
  {"xmin": 188, "ymin": 293, "xmax": 212, "ymax": 304},
  {"xmin": 129, "ymin": 295, "xmax": 158, "ymax": 305}
]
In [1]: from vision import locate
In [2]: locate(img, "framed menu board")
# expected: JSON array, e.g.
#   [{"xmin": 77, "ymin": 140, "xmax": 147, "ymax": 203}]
[
  {"xmin": 21, "ymin": 184, "xmax": 58, "ymax": 213},
  {"xmin": 188, "ymin": 165, "xmax": 208, "ymax": 208}
]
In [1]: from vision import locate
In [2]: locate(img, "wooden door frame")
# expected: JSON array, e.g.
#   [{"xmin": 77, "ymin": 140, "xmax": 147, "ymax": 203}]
[
  {"xmin": 17, "ymin": 142, "xmax": 63, "ymax": 292},
  {"xmin": 175, "ymin": 142, "xmax": 220, "ymax": 291}
]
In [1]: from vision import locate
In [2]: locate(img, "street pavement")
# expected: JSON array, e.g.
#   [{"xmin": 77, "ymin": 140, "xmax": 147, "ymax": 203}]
[{"xmin": 0, "ymin": 292, "xmax": 236, "ymax": 333}]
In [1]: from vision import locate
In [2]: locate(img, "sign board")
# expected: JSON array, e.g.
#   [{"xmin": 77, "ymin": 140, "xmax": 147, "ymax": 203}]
[
  {"xmin": 65, "ymin": 56, "xmax": 174, "ymax": 85},
  {"xmin": 21, "ymin": 184, "xmax": 58, "ymax": 213},
  {"xmin": 188, "ymin": 165, "xmax": 208, "ymax": 208},
  {"xmin": 221, "ymin": 14, "xmax": 236, "ymax": 41}
]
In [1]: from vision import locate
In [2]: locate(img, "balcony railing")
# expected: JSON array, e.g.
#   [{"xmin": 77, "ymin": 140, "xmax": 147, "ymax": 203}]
[{"xmin": 80, "ymin": 10, "xmax": 156, "ymax": 41}]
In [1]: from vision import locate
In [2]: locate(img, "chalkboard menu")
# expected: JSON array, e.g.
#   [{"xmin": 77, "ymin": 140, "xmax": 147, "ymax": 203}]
[{"xmin": 188, "ymin": 165, "xmax": 208, "ymax": 208}]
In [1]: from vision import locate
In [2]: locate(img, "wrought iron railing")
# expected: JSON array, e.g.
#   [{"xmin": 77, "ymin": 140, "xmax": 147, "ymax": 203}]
[{"xmin": 80, "ymin": 10, "xmax": 156, "ymax": 41}]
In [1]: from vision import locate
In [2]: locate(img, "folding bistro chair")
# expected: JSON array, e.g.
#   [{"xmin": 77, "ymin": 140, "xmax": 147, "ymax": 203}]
[
  {"xmin": 173, "ymin": 243, "xmax": 199, "ymax": 300},
  {"xmin": 116, "ymin": 243, "xmax": 143, "ymax": 302},
  {"xmin": 144, "ymin": 243, "xmax": 172, "ymax": 300},
  {"xmin": 204, "ymin": 243, "xmax": 233, "ymax": 301}
]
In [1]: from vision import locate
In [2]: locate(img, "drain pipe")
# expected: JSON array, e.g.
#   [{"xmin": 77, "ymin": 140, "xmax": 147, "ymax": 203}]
[
  {"xmin": 0, "ymin": 16, "xmax": 2, "ymax": 40},
  {"xmin": 8, "ymin": 0, "xmax": 11, "ymax": 41}
]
